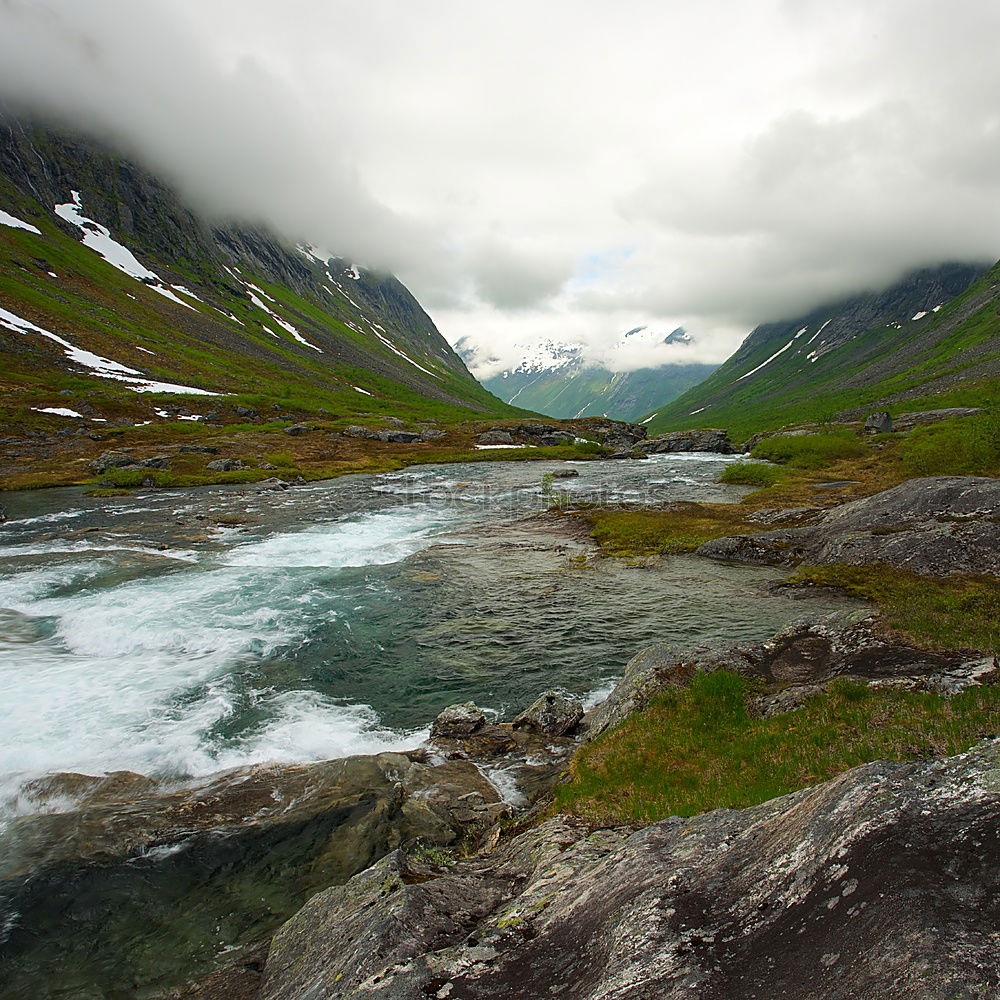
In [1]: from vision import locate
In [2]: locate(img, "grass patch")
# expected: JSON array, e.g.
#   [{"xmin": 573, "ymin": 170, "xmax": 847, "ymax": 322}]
[
  {"xmin": 718, "ymin": 461, "xmax": 789, "ymax": 487},
  {"xmin": 579, "ymin": 502, "xmax": 757, "ymax": 557},
  {"xmin": 751, "ymin": 431, "xmax": 868, "ymax": 470},
  {"xmin": 898, "ymin": 411, "xmax": 1000, "ymax": 477},
  {"xmin": 263, "ymin": 449, "xmax": 296, "ymax": 468},
  {"xmin": 555, "ymin": 669, "xmax": 1000, "ymax": 825},
  {"xmin": 785, "ymin": 564, "xmax": 1000, "ymax": 652}
]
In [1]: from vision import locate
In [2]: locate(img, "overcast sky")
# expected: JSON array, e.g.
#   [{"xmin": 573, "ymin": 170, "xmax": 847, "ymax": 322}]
[{"xmin": 1, "ymin": 0, "xmax": 999, "ymax": 375}]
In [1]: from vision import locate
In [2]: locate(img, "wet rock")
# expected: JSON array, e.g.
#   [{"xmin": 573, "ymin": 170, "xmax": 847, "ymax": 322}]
[
  {"xmin": 282, "ymin": 423, "xmax": 312, "ymax": 436},
  {"xmin": 698, "ymin": 476, "xmax": 1000, "ymax": 576},
  {"xmin": 257, "ymin": 478, "xmax": 291, "ymax": 491},
  {"xmin": 550, "ymin": 468, "xmax": 579, "ymax": 478},
  {"xmin": 864, "ymin": 410, "xmax": 893, "ymax": 434},
  {"xmin": 0, "ymin": 753, "xmax": 503, "ymax": 999},
  {"xmin": 511, "ymin": 691, "xmax": 584, "ymax": 737},
  {"xmin": 430, "ymin": 701, "xmax": 487, "ymax": 739},
  {"xmin": 206, "ymin": 458, "xmax": 245, "ymax": 472},
  {"xmin": 261, "ymin": 741, "xmax": 1000, "ymax": 1000},
  {"xmin": 88, "ymin": 449, "xmax": 134, "ymax": 473},
  {"xmin": 478, "ymin": 430, "xmax": 514, "ymax": 445},
  {"xmin": 638, "ymin": 428, "xmax": 736, "ymax": 454}
]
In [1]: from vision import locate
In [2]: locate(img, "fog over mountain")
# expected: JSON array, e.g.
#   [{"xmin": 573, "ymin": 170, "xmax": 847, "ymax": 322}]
[{"xmin": 2, "ymin": 0, "xmax": 999, "ymax": 370}]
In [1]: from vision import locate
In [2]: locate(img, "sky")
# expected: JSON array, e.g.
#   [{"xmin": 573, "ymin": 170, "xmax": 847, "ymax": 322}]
[{"xmin": 1, "ymin": 0, "xmax": 999, "ymax": 376}]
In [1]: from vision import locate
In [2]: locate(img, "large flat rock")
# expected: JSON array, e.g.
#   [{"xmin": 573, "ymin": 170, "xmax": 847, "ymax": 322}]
[
  {"xmin": 698, "ymin": 476, "xmax": 1000, "ymax": 575},
  {"xmin": 262, "ymin": 741, "xmax": 1000, "ymax": 1000}
]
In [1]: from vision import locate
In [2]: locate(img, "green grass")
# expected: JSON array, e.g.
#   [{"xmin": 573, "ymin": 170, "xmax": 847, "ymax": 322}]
[
  {"xmin": 578, "ymin": 503, "xmax": 758, "ymax": 557},
  {"xmin": 785, "ymin": 564, "xmax": 1000, "ymax": 653},
  {"xmin": 750, "ymin": 430, "xmax": 868, "ymax": 469},
  {"xmin": 898, "ymin": 411, "xmax": 1000, "ymax": 477},
  {"xmin": 718, "ymin": 461, "xmax": 790, "ymax": 487},
  {"xmin": 555, "ymin": 669, "xmax": 1000, "ymax": 825}
]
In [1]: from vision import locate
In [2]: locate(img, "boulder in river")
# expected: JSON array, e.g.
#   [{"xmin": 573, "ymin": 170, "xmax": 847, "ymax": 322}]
[
  {"xmin": 260, "ymin": 740, "xmax": 1000, "ymax": 1000},
  {"xmin": 511, "ymin": 691, "xmax": 584, "ymax": 737},
  {"xmin": 430, "ymin": 701, "xmax": 488, "ymax": 738},
  {"xmin": 638, "ymin": 428, "xmax": 736, "ymax": 454}
]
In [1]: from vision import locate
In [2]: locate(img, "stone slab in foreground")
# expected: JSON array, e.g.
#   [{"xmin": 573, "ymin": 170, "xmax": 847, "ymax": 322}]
[{"xmin": 263, "ymin": 741, "xmax": 1000, "ymax": 1000}]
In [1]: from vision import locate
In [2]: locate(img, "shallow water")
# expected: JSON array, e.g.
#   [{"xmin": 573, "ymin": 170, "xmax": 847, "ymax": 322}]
[{"xmin": 0, "ymin": 454, "xmax": 855, "ymax": 811}]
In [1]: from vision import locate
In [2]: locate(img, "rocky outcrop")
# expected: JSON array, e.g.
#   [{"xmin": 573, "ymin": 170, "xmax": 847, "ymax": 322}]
[
  {"xmin": 638, "ymin": 428, "xmax": 736, "ymax": 454},
  {"xmin": 863, "ymin": 411, "xmax": 892, "ymax": 434},
  {"xmin": 511, "ymin": 691, "xmax": 584, "ymax": 737},
  {"xmin": 0, "ymin": 753, "xmax": 505, "ymax": 999},
  {"xmin": 584, "ymin": 613, "xmax": 997, "ymax": 739},
  {"xmin": 261, "ymin": 740, "xmax": 1000, "ymax": 1000},
  {"xmin": 697, "ymin": 476, "xmax": 1000, "ymax": 575},
  {"xmin": 894, "ymin": 407, "xmax": 982, "ymax": 431}
]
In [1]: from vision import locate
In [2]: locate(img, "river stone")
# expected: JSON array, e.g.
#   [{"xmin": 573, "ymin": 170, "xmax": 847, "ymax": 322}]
[
  {"xmin": 697, "ymin": 475, "xmax": 1000, "ymax": 576},
  {"xmin": 585, "ymin": 614, "xmax": 996, "ymax": 739},
  {"xmin": 0, "ymin": 753, "xmax": 503, "ymax": 999},
  {"xmin": 430, "ymin": 701, "xmax": 487, "ymax": 738},
  {"xmin": 550, "ymin": 468, "xmax": 580, "ymax": 478},
  {"xmin": 261, "ymin": 740, "xmax": 1000, "ymax": 1000},
  {"xmin": 511, "ymin": 691, "xmax": 584, "ymax": 737}
]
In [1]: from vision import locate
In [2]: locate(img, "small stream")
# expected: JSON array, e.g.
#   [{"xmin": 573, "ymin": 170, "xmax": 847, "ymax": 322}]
[{"xmin": 0, "ymin": 454, "xmax": 856, "ymax": 815}]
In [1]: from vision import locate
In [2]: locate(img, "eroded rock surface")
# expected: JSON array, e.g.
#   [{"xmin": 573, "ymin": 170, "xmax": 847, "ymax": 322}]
[
  {"xmin": 584, "ymin": 613, "xmax": 997, "ymax": 738},
  {"xmin": 0, "ymin": 753, "xmax": 504, "ymax": 999},
  {"xmin": 262, "ymin": 741, "xmax": 1000, "ymax": 1000},
  {"xmin": 638, "ymin": 428, "xmax": 736, "ymax": 454},
  {"xmin": 697, "ymin": 476, "xmax": 1000, "ymax": 575}
]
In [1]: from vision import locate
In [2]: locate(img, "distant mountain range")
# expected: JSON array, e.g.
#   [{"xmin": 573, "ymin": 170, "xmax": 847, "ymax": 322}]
[
  {"xmin": 646, "ymin": 262, "xmax": 995, "ymax": 441},
  {"xmin": 458, "ymin": 326, "xmax": 716, "ymax": 422}
]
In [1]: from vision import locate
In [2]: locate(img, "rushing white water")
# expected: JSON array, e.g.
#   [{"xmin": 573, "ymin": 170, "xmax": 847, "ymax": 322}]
[
  {"xmin": 0, "ymin": 505, "xmax": 453, "ymax": 809},
  {"xmin": 0, "ymin": 455, "xmax": 856, "ymax": 816}
]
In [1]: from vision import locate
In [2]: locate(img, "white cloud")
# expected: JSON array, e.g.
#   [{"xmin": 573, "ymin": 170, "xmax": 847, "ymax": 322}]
[{"xmin": 1, "ymin": 0, "xmax": 997, "ymax": 367}]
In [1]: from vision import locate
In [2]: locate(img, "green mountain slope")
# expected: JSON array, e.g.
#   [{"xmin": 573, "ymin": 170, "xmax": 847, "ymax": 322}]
[
  {"xmin": 0, "ymin": 118, "xmax": 517, "ymax": 434},
  {"xmin": 646, "ymin": 262, "xmax": 996, "ymax": 441},
  {"xmin": 481, "ymin": 360, "xmax": 716, "ymax": 422}
]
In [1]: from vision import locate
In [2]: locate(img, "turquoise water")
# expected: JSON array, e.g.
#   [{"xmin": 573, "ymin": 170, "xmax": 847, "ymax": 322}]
[{"xmin": 0, "ymin": 455, "xmax": 854, "ymax": 809}]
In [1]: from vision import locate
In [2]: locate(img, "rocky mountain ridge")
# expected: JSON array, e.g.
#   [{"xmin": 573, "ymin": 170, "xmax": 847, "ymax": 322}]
[{"xmin": 646, "ymin": 261, "xmax": 995, "ymax": 440}]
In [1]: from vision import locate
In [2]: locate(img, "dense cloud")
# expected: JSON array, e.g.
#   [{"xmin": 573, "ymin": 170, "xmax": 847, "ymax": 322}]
[{"xmin": 1, "ymin": 0, "xmax": 998, "ymax": 372}]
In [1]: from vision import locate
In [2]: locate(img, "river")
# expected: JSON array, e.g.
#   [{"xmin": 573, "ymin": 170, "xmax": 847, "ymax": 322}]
[{"xmin": 0, "ymin": 453, "xmax": 855, "ymax": 817}]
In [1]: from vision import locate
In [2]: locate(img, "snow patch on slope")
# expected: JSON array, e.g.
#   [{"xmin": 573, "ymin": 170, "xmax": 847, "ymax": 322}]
[{"xmin": 0, "ymin": 209, "xmax": 41, "ymax": 234}]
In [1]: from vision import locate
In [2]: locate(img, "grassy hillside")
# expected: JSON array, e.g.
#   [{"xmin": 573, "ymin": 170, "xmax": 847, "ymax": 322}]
[
  {"xmin": 0, "ymin": 118, "xmax": 524, "ymax": 463},
  {"xmin": 646, "ymin": 262, "xmax": 997, "ymax": 442}
]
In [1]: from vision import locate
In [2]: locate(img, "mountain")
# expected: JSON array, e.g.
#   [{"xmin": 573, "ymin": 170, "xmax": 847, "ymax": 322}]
[
  {"xmin": 0, "ymin": 117, "xmax": 516, "ymax": 441},
  {"xmin": 461, "ymin": 326, "xmax": 716, "ymax": 422},
  {"xmin": 645, "ymin": 262, "xmax": 995, "ymax": 440}
]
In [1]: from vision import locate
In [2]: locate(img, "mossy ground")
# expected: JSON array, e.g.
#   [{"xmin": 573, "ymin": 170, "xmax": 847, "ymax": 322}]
[
  {"xmin": 784, "ymin": 565, "xmax": 1000, "ymax": 654},
  {"xmin": 555, "ymin": 670, "xmax": 1000, "ymax": 826}
]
